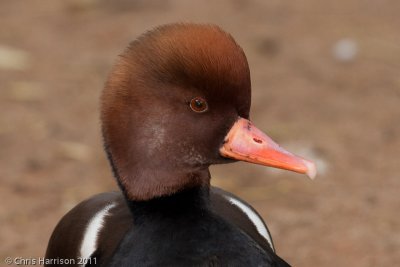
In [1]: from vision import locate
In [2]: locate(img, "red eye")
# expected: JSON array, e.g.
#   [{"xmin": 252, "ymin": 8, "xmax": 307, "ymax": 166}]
[{"xmin": 189, "ymin": 97, "xmax": 208, "ymax": 113}]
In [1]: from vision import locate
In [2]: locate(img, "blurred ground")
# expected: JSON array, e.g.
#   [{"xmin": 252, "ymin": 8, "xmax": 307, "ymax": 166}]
[{"xmin": 1, "ymin": 1, "xmax": 399, "ymax": 266}]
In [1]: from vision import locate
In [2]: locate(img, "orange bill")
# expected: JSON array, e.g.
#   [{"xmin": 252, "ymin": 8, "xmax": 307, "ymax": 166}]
[{"xmin": 220, "ymin": 117, "xmax": 317, "ymax": 179}]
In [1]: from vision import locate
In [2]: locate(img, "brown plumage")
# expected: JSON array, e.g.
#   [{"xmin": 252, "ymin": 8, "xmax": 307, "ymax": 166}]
[{"xmin": 101, "ymin": 23, "xmax": 251, "ymax": 201}]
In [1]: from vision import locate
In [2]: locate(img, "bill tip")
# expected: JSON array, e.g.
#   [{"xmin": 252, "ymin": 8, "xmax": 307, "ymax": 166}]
[{"xmin": 304, "ymin": 160, "xmax": 317, "ymax": 180}]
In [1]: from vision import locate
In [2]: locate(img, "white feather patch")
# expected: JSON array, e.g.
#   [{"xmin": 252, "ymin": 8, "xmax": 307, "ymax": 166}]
[
  {"xmin": 79, "ymin": 203, "xmax": 116, "ymax": 262},
  {"xmin": 225, "ymin": 196, "xmax": 275, "ymax": 251}
]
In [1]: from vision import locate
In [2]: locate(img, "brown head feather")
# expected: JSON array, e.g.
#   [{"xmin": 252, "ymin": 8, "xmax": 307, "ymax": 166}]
[{"xmin": 101, "ymin": 23, "xmax": 251, "ymax": 200}]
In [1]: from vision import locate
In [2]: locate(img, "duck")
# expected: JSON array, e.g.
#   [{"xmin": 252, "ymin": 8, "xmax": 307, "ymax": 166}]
[{"xmin": 45, "ymin": 23, "xmax": 316, "ymax": 267}]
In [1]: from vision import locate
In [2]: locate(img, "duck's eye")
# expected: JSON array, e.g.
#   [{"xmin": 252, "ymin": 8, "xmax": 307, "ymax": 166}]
[{"xmin": 189, "ymin": 97, "xmax": 208, "ymax": 113}]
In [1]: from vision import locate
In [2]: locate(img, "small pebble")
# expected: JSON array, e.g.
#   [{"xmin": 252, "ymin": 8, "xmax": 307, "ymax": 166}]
[
  {"xmin": 57, "ymin": 141, "xmax": 91, "ymax": 161},
  {"xmin": 332, "ymin": 38, "xmax": 358, "ymax": 62},
  {"xmin": 0, "ymin": 45, "xmax": 30, "ymax": 70}
]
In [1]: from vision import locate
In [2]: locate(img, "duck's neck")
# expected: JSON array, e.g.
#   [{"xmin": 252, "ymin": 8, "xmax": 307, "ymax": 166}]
[{"xmin": 126, "ymin": 186, "xmax": 211, "ymax": 225}]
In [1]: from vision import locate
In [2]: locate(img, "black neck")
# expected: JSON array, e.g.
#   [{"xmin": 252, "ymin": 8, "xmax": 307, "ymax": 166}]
[{"xmin": 125, "ymin": 186, "xmax": 211, "ymax": 225}]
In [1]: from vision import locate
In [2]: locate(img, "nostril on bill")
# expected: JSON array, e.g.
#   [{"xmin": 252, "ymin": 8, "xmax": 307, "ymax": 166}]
[{"xmin": 253, "ymin": 138, "xmax": 262, "ymax": 144}]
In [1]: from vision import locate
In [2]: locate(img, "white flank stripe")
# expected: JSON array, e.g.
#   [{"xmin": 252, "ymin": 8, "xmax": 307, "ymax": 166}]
[
  {"xmin": 79, "ymin": 203, "xmax": 116, "ymax": 262},
  {"xmin": 225, "ymin": 196, "xmax": 274, "ymax": 251}
]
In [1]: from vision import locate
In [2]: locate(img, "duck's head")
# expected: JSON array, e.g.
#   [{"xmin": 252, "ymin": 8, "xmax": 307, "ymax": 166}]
[{"xmin": 101, "ymin": 23, "xmax": 316, "ymax": 201}]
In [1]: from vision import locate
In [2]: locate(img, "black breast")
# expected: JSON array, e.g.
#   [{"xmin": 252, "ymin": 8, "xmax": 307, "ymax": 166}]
[
  {"xmin": 109, "ymin": 212, "xmax": 288, "ymax": 267},
  {"xmin": 107, "ymin": 188, "xmax": 290, "ymax": 267}
]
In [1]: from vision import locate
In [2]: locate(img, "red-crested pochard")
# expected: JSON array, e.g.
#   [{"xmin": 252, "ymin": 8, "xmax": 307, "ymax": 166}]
[{"xmin": 45, "ymin": 23, "xmax": 316, "ymax": 267}]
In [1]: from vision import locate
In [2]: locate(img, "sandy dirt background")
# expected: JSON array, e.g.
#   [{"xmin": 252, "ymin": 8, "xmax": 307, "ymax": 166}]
[{"xmin": 1, "ymin": 1, "xmax": 399, "ymax": 266}]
